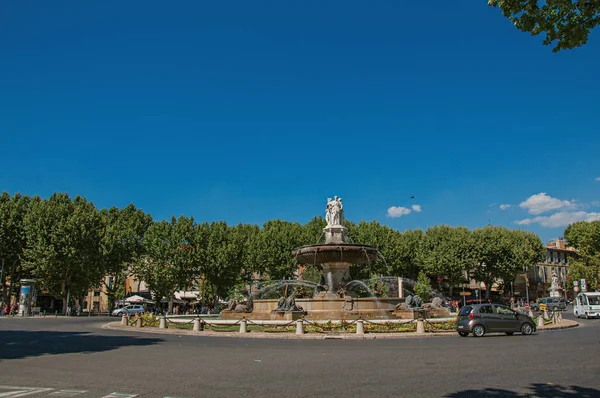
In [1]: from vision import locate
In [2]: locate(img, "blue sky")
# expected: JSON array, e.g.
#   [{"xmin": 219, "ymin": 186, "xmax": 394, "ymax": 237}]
[{"xmin": 1, "ymin": 1, "xmax": 599, "ymax": 243}]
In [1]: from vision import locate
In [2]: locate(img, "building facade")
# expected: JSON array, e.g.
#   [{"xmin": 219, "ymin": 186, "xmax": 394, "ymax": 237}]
[{"xmin": 515, "ymin": 238, "xmax": 576, "ymax": 301}]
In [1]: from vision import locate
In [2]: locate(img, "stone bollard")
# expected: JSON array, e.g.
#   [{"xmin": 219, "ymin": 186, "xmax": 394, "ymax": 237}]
[
  {"xmin": 416, "ymin": 319, "xmax": 425, "ymax": 334},
  {"xmin": 543, "ymin": 309, "xmax": 549, "ymax": 319},
  {"xmin": 356, "ymin": 319, "xmax": 364, "ymax": 335},
  {"xmin": 295, "ymin": 319, "xmax": 304, "ymax": 335},
  {"xmin": 121, "ymin": 313, "xmax": 128, "ymax": 326},
  {"xmin": 193, "ymin": 318, "xmax": 201, "ymax": 332},
  {"xmin": 159, "ymin": 317, "xmax": 167, "ymax": 329},
  {"xmin": 558, "ymin": 312, "xmax": 563, "ymax": 324},
  {"xmin": 136, "ymin": 316, "xmax": 142, "ymax": 328},
  {"xmin": 537, "ymin": 315, "xmax": 544, "ymax": 329},
  {"xmin": 239, "ymin": 318, "xmax": 248, "ymax": 333},
  {"xmin": 528, "ymin": 309, "xmax": 534, "ymax": 318}
]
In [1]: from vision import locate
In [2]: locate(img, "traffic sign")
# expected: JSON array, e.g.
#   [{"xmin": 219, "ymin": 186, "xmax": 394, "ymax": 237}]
[
  {"xmin": 540, "ymin": 304, "xmax": 547, "ymax": 311},
  {"xmin": 459, "ymin": 292, "xmax": 472, "ymax": 296},
  {"xmin": 581, "ymin": 279, "xmax": 587, "ymax": 292}
]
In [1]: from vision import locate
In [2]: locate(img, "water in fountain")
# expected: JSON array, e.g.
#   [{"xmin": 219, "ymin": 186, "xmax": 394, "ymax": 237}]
[
  {"xmin": 255, "ymin": 279, "xmax": 320, "ymax": 299},
  {"xmin": 344, "ymin": 279, "xmax": 388, "ymax": 318}
]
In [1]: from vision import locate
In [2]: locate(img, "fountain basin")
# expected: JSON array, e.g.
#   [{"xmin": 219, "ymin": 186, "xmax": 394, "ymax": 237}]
[
  {"xmin": 222, "ymin": 297, "xmax": 403, "ymax": 320},
  {"xmin": 292, "ymin": 243, "xmax": 380, "ymax": 265}
]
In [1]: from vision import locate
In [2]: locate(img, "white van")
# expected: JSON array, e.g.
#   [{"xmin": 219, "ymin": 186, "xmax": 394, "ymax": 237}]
[{"xmin": 574, "ymin": 292, "xmax": 600, "ymax": 319}]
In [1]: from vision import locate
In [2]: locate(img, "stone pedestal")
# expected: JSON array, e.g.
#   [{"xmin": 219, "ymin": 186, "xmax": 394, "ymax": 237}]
[
  {"xmin": 296, "ymin": 319, "xmax": 304, "ymax": 334},
  {"xmin": 356, "ymin": 319, "xmax": 365, "ymax": 334},
  {"xmin": 416, "ymin": 319, "xmax": 425, "ymax": 334},
  {"xmin": 324, "ymin": 225, "xmax": 348, "ymax": 244}
]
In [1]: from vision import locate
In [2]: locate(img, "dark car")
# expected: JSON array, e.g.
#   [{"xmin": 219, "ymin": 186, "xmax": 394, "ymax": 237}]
[
  {"xmin": 456, "ymin": 304, "xmax": 536, "ymax": 337},
  {"xmin": 530, "ymin": 297, "xmax": 567, "ymax": 312}
]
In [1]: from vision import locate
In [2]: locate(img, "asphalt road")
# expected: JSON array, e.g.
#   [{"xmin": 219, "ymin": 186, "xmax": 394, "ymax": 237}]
[{"xmin": 1, "ymin": 314, "xmax": 599, "ymax": 398}]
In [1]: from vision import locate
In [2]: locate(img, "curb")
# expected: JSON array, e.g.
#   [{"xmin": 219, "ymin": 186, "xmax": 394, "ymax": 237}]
[
  {"xmin": 538, "ymin": 320, "xmax": 579, "ymax": 331},
  {"xmin": 103, "ymin": 319, "xmax": 579, "ymax": 339},
  {"xmin": 102, "ymin": 322, "xmax": 455, "ymax": 340}
]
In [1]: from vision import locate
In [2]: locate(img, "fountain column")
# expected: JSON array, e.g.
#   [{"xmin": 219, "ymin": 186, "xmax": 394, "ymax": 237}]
[{"xmin": 320, "ymin": 222, "xmax": 351, "ymax": 295}]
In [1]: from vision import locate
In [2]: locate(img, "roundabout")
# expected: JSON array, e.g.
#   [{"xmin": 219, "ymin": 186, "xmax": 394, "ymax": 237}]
[{"xmin": 0, "ymin": 314, "xmax": 595, "ymax": 397}]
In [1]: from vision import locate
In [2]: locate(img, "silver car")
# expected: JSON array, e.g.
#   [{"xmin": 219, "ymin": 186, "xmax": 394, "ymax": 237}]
[
  {"xmin": 456, "ymin": 304, "xmax": 536, "ymax": 337},
  {"xmin": 111, "ymin": 305, "xmax": 145, "ymax": 317}
]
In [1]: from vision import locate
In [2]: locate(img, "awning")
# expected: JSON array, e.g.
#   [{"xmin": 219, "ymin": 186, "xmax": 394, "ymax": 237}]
[{"xmin": 125, "ymin": 295, "xmax": 154, "ymax": 304}]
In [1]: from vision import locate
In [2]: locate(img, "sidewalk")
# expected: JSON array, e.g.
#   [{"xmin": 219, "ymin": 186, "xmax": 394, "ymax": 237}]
[{"xmin": 103, "ymin": 319, "xmax": 578, "ymax": 340}]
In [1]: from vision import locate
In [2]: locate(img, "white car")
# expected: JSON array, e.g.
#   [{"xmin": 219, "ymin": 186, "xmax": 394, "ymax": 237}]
[{"xmin": 112, "ymin": 305, "xmax": 145, "ymax": 316}]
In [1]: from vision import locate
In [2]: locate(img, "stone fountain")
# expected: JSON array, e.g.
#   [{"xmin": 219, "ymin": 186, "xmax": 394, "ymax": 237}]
[
  {"xmin": 292, "ymin": 196, "xmax": 380, "ymax": 297},
  {"xmin": 223, "ymin": 196, "xmax": 405, "ymax": 320}
]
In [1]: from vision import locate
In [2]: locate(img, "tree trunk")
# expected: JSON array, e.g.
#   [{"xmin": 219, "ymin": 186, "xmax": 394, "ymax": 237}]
[
  {"xmin": 484, "ymin": 280, "xmax": 492, "ymax": 300},
  {"xmin": 7, "ymin": 260, "xmax": 17, "ymax": 305},
  {"xmin": 64, "ymin": 287, "xmax": 70, "ymax": 315}
]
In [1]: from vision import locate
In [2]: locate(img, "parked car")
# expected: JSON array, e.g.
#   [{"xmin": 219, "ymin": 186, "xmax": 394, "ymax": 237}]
[
  {"xmin": 111, "ymin": 305, "xmax": 145, "ymax": 316},
  {"xmin": 530, "ymin": 297, "xmax": 567, "ymax": 312},
  {"xmin": 456, "ymin": 303, "xmax": 536, "ymax": 337}
]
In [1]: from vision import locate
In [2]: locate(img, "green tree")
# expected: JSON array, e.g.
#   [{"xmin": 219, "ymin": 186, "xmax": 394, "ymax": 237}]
[
  {"xmin": 100, "ymin": 204, "xmax": 152, "ymax": 310},
  {"xmin": 423, "ymin": 226, "xmax": 475, "ymax": 295},
  {"xmin": 196, "ymin": 222, "xmax": 248, "ymax": 305},
  {"xmin": 23, "ymin": 193, "xmax": 105, "ymax": 313},
  {"xmin": 0, "ymin": 192, "xmax": 32, "ymax": 303},
  {"xmin": 388, "ymin": 229, "xmax": 427, "ymax": 281},
  {"xmin": 133, "ymin": 216, "xmax": 197, "ymax": 311},
  {"xmin": 413, "ymin": 270, "xmax": 432, "ymax": 302},
  {"xmin": 564, "ymin": 221, "xmax": 600, "ymax": 291},
  {"xmin": 489, "ymin": 0, "xmax": 600, "ymax": 52},
  {"xmin": 471, "ymin": 226, "xmax": 544, "ymax": 299},
  {"xmin": 252, "ymin": 220, "xmax": 305, "ymax": 281}
]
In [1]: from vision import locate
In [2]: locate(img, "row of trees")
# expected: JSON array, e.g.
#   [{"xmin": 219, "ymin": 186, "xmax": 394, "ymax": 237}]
[{"xmin": 1, "ymin": 192, "xmax": 549, "ymax": 312}]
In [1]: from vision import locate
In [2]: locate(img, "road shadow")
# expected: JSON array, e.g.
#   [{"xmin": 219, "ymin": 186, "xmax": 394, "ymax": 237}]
[
  {"xmin": 445, "ymin": 383, "xmax": 600, "ymax": 397},
  {"xmin": 0, "ymin": 330, "xmax": 163, "ymax": 360}
]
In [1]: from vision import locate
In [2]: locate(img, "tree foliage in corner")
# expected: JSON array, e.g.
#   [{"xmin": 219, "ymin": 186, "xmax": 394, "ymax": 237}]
[
  {"xmin": 489, "ymin": 0, "xmax": 600, "ymax": 51},
  {"xmin": 564, "ymin": 220, "xmax": 600, "ymax": 291},
  {"xmin": 0, "ymin": 192, "xmax": 31, "ymax": 301}
]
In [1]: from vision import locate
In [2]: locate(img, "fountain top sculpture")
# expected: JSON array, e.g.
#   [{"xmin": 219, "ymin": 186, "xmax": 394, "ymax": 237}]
[
  {"xmin": 325, "ymin": 196, "xmax": 344, "ymax": 227},
  {"xmin": 324, "ymin": 196, "xmax": 348, "ymax": 244}
]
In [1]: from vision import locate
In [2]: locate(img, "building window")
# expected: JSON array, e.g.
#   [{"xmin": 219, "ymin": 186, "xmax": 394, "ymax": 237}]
[
  {"xmin": 107, "ymin": 277, "xmax": 113, "ymax": 288},
  {"xmin": 94, "ymin": 291, "xmax": 100, "ymax": 297}
]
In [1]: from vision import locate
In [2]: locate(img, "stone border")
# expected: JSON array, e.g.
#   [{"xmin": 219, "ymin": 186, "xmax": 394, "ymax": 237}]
[{"xmin": 102, "ymin": 320, "xmax": 578, "ymax": 340}]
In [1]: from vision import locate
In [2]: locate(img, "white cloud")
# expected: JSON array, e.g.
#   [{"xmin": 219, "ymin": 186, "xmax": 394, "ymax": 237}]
[
  {"xmin": 387, "ymin": 206, "xmax": 412, "ymax": 218},
  {"xmin": 515, "ymin": 211, "xmax": 600, "ymax": 228},
  {"xmin": 596, "ymin": 177, "xmax": 600, "ymax": 181},
  {"xmin": 387, "ymin": 204, "xmax": 422, "ymax": 218},
  {"xmin": 499, "ymin": 204, "xmax": 511, "ymax": 210},
  {"xmin": 519, "ymin": 192, "xmax": 574, "ymax": 215}
]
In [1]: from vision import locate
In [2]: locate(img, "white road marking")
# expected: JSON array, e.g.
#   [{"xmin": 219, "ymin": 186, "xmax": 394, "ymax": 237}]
[
  {"xmin": 102, "ymin": 394, "xmax": 138, "ymax": 398},
  {"xmin": 0, "ymin": 386, "xmax": 53, "ymax": 397},
  {"xmin": 48, "ymin": 390, "xmax": 87, "ymax": 397}
]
